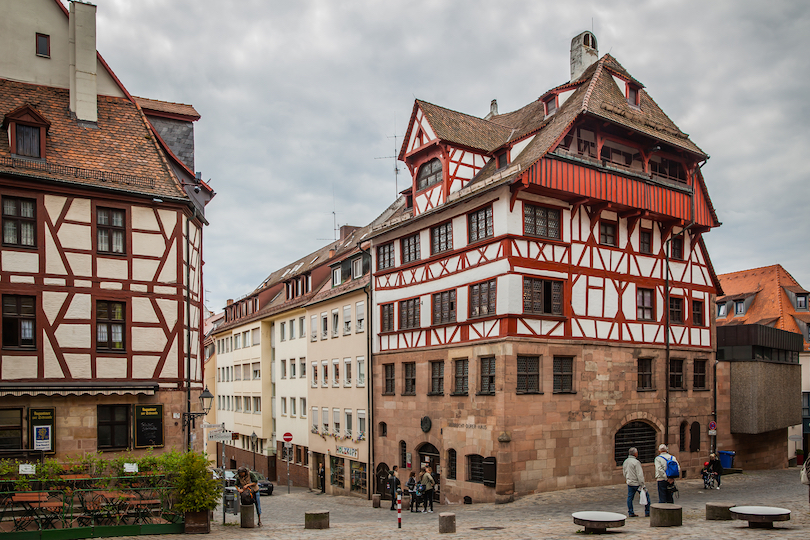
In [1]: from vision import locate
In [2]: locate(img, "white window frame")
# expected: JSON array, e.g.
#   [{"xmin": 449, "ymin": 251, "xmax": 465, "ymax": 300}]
[
  {"xmin": 344, "ymin": 357, "xmax": 352, "ymax": 386},
  {"xmin": 291, "ymin": 397, "xmax": 296, "ymax": 416},
  {"xmin": 352, "ymin": 257, "xmax": 362, "ymax": 279},
  {"xmin": 357, "ymin": 356, "xmax": 365, "ymax": 387},
  {"xmin": 280, "ymin": 322, "xmax": 286, "ymax": 341},
  {"xmin": 311, "ymin": 361, "xmax": 318, "ymax": 386},
  {"xmin": 311, "ymin": 315, "xmax": 318, "ymax": 341},
  {"xmin": 331, "ymin": 309, "xmax": 339, "ymax": 337},
  {"xmin": 280, "ymin": 359, "xmax": 286, "ymax": 379},
  {"xmin": 332, "ymin": 358, "xmax": 340, "ymax": 386},
  {"xmin": 343, "ymin": 305, "xmax": 352, "ymax": 335},
  {"xmin": 321, "ymin": 360, "xmax": 329, "ymax": 387},
  {"xmin": 254, "ymin": 397, "xmax": 261, "ymax": 413},
  {"xmin": 332, "ymin": 267, "xmax": 341, "ymax": 286},
  {"xmin": 301, "ymin": 398, "xmax": 307, "ymax": 416},
  {"xmin": 356, "ymin": 301, "xmax": 365, "ymax": 332},
  {"xmin": 345, "ymin": 409, "xmax": 353, "ymax": 438},
  {"xmin": 321, "ymin": 313, "xmax": 328, "ymax": 340},
  {"xmin": 281, "ymin": 397, "xmax": 287, "ymax": 415},
  {"xmin": 358, "ymin": 409, "xmax": 366, "ymax": 438},
  {"xmin": 322, "ymin": 407, "xmax": 329, "ymax": 433},
  {"xmin": 252, "ymin": 327, "xmax": 260, "ymax": 345},
  {"xmin": 332, "ymin": 408, "xmax": 341, "ymax": 434},
  {"xmin": 289, "ymin": 319, "xmax": 295, "ymax": 340},
  {"xmin": 299, "ymin": 317, "xmax": 305, "ymax": 338},
  {"xmin": 290, "ymin": 360, "xmax": 296, "ymax": 378},
  {"xmin": 312, "ymin": 407, "xmax": 318, "ymax": 430}
]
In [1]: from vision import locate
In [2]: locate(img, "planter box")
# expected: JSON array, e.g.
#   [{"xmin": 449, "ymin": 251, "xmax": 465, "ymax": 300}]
[{"xmin": 184, "ymin": 511, "xmax": 210, "ymax": 534}]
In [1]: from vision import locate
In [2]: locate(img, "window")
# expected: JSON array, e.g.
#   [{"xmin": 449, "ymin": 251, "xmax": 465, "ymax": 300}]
[
  {"xmin": 280, "ymin": 359, "xmax": 286, "ymax": 379},
  {"xmin": 734, "ymin": 300, "xmax": 745, "ymax": 315},
  {"xmin": 311, "ymin": 361, "xmax": 318, "ymax": 386},
  {"xmin": 2, "ymin": 295, "xmax": 35, "ymax": 348},
  {"xmin": 298, "ymin": 318, "xmax": 305, "ymax": 338},
  {"xmin": 432, "ymin": 290, "xmax": 456, "ymax": 325},
  {"xmin": 689, "ymin": 422, "xmax": 701, "ymax": 452},
  {"xmin": 639, "ymin": 229, "xmax": 652, "ymax": 254},
  {"xmin": 692, "ymin": 300, "xmax": 704, "ymax": 326},
  {"xmin": 311, "ymin": 315, "xmax": 317, "ymax": 341},
  {"xmin": 344, "ymin": 358, "xmax": 352, "ymax": 385},
  {"xmin": 332, "ymin": 358, "xmax": 340, "ymax": 386},
  {"xmin": 479, "ymin": 357, "xmax": 495, "ymax": 395},
  {"xmin": 0, "ymin": 409, "xmax": 23, "ymax": 450},
  {"xmin": 332, "ymin": 408, "xmax": 341, "ymax": 434},
  {"xmin": 97, "ymin": 208, "xmax": 125, "ymax": 254},
  {"xmin": 252, "ymin": 327, "xmax": 261, "ymax": 345},
  {"xmin": 669, "ymin": 358, "xmax": 684, "ymax": 389},
  {"xmin": 332, "ymin": 310, "xmax": 339, "ymax": 337},
  {"xmin": 416, "ymin": 158, "xmax": 442, "ymax": 191},
  {"xmin": 802, "ymin": 392, "xmax": 810, "ymax": 418},
  {"xmin": 468, "ymin": 205, "xmax": 493, "ymax": 243},
  {"xmin": 290, "ymin": 361, "xmax": 296, "ymax": 378},
  {"xmin": 430, "ymin": 361, "xmax": 444, "ymax": 395},
  {"xmin": 717, "ymin": 303, "xmax": 727, "ymax": 317},
  {"xmin": 467, "ymin": 454, "xmax": 484, "ymax": 483},
  {"xmin": 627, "ymin": 85, "xmax": 639, "ymax": 106},
  {"xmin": 679, "ymin": 421, "xmax": 687, "ymax": 452},
  {"xmin": 2, "ymin": 197, "xmax": 36, "ymax": 247},
  {"xmin": 797, "ymin": 295, "xmax": 808, "ymax": 310},
  {"xmin": 322, "ymin": 407, "xmax": 329, "ymax": 433},
  {"xmin": 352, "ymin": 257, "xmax": 363, "ymax": 279},
  {"xmin": 332, "ymin": 267, "xmax": 341, "ymax": 287},
  {"xmin": 254, "ymin": 397, "xmax": 261, "ymax": 413},
  {"xmin": 345, "ymin": 409, "xmax": 352, "ymax": 437},
  {"xmin": 96, "ymin": 300, "xmax": 125, "ymax": 351},
  {"xmin": 245, "ymin": 397, "xmax": 251, "ymax": 412},
  {"xmin": 36, "ymin": 33, "xmax": 50, "ymax": 57},
  {"xmin": 301, "ymin": 398, "xmax": 306, "ymax": 416},
  {"xmin": 234, "ymin": 364, "xmax": 241, "ymax": 381},
  {"xmin": 379, "ymin": 421, "xmax": 387, "ymax": 437},
  {"xmin": 384, "ymin": 364, "xmax": 395, "ymax": 395},
  {"xmin": 637, "ymin": 288, "xmax": 654, "ymax": 321},
  {"xmin": 637, "ymin": 358, "xmax": 653, "ymax": 390},
  {"xmin": 496, "ymin": 151, "xmax": 508, "ymax": 169},
  {"xmin": 599, "ymin": 221, "xmax": 617, "ymax": 246},
  {"xmin": 381, "ymin": 303, "xmax": 394, "ymax": 332},
  {"xmin": 470, "ymin": 279, "xmax": 496, "ymax": 318},
  {"xmin": 401, "ymin": 233, "xmax": 420, "ymax": 264},
  {"xmin": 377, "ymin": 242, "xmax": 395, "ymax": 270},
  {"xmin": 671, "ymin": 237, "xmax": 684, "ymax": 260},
  {"xmin": 614, "ymin": 421, "xmax": 656, "ymax": 465},
  {"xmin": 516, "ymin": 355, "xmax": 540, "ymax": 394},
  {"xmin": 234, "ymin": 333, "xmax": 241, "ymax": 349},
  {"xmin": 454, "ymin": 358, "xmax": 468, "ymax": 394},
  {"xmin": 357, "ymin": 410, "xmax": 366, "ymax": 438},
  {"xmin": 669, "ymin": 297, "xmax": 684, "ymax": 324},
  {"xmin": 280, "ymin": 322, "xmax": 287, "ymax": 341},
  {"xmin": 321, "ymin": 313, "xmax": 328, "ymax": 339},
  {"xmin": 356, "ymin": 301, "xmax": 365, "ymax": 332},
  {"xmin": 544, "ymin": 96, "xmax": 557, "ymax": 115},
  {"xmin": 281, "ymin": 397, "xmax": 287, "ymax": 415},
  {"xmin": 403, "ymin": 362, "xmax": 416, "ymax": 395},
  {"xmin": 321, "ymin": 361, "xmax": 328, "ymax": 387},
  {"xmin": 523, "ymin": 277, "xmax": 563, "ymax": 315},
  {"xmin": 693, "ymin": 359, "xmax": 707, "ymax": 390},
  {"xmin": 399, "ymin": 298, "xmax": 420, "ymax": 329},
  {"xmin": 253, "ymin": 362, "xmax": 261, "ymax": 379},
  {"xmin": 291, "ymin": 398, "xmax": 297, "ymax": 416},
  {"xmin": 98, "ymin": 405, "xmax": 129, "ymax": 449},
  {"xmin": 447, "ymin": 449, "xmax": 457, "ymax": 480},
  {"xmin": 288, "ymin": 322, "xmax": 294, "ymax": 340},
  {"xmin": 300, "ymin": 359, "xmax": 306, "ymax": 377},
  {"xmin": 399, "ymin": 440, "xmax": 408, "ymax": 468},
  {"xmin": 553, "ymin": 356, "xmax": 573, "ymax": 393},
  {"xmin": 524, "ymin": 204, "xmax": 561, "ymax": 239},
  {"xmin": 342, "ymin": 305, "xmax": 352, "ymax": 334},
  {"xmin": 312, "ymin": 407, "xmax": 319, "ymax": 430},
  {"xmin": 431, "ymin": 221, "xmax": 453, "ymax": 254},
  {"xmin": 357, "ymin": 357, "xmax": 365, "ymax": 386}
]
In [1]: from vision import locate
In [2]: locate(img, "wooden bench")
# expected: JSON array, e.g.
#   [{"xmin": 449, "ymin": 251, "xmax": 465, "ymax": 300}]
[
  {"xmin": 571, "ymin": 511, "xmax": 626, "ymax": 534},
  {"xmin": 729, "ymin": 506, "xmax": 790, "ymax": 529}
]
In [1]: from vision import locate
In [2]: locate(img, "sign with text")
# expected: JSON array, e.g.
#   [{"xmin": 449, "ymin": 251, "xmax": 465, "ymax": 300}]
[
  {"xmin": 124, "ymin": 463, "xmax": 139, "ymax": 473},
  {"xmin": 28, "ymin": 408, "xmax": 55, "ymax": 453},
  {"xmin": 19, "ymin": 464, "xmax": 35, "ymax": 475},
  {"xmin": 134, "ymin": 405, "xmax": 164, "ymax": 448},
  {"xmin": 336, "ymin": 446, "xmax": 358, "ymax": 459},
  {"xmin": 208, "ymin": 431, "xmax": 233, "ymax": 442}
]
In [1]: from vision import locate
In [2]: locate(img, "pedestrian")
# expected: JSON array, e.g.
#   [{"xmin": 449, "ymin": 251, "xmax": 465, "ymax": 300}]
[
  {"xmin": 415, "ymin": 467, "xmax": 426, "ymax": 512},
  {"xmin": 406, "ymin": 471, "xmax": 418, "ymax": 512},
  {"xmin": 802, "ymin": 455, "xmax": 810, "ymax": 508},
  {"xmin": 388, "ymin": 468, "xmax": 401, "ymax": 510},
  {"xmin": 421, "ymin": 466, "xmax": 436, "ymax": 513},
  {"xmin": 654, "ymin": 444, "xmax": 679, "ymax": 504},
  {"xmin": 235, "ymin": 466, "xmax": 262, "ymax": 527},
  {"xmin": 708, "ymin": 453, "xmax": 723, "ymax": 489},
  {"xmin": 622, "ymin": 447, "xmax": 650, "ymax": 517},
  {"xmin": 318, "ymin": 462, "xmax": 325, "ymax": 493}
]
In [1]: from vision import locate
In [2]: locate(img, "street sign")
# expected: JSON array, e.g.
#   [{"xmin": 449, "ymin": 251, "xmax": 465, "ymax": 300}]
[
  {"xmin": 202, "ymin": 423, "xmax": 224, "ymax": 429},
  {"xmin": 789, "ymin": 434, "xmax": 803, "ymax": 441},
  {"xmin": 283, "ymin": 432, "xmax": 293, "ymax": 443},
  {"xmin": 708, "ymin": 421, "xmax": 717, "ymax": 430},
  {"xmin": 284, "ymin": 442, "xmax": 292, "ymax": 449},
  {"xmin": 708, "ymin": 429, "xmax": 717, "ymax": 436},
  {"xmin": 208, "ymin": 432, "xmax": 232, "ymax": 442}
]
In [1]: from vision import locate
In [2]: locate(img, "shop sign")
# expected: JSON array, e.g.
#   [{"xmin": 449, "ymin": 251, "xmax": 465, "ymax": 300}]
[
  {"xmin": 336, "ymin": 445, "xmax": 358, "ymax": 458},
  {"xmin": 29, "ymin": 408, "xmax": 55, "ymax": 453}
]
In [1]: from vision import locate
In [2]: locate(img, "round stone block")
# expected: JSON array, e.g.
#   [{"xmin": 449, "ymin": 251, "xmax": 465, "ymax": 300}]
[
  {"xmin": 372, "ymin": 494, "xmax": 381, "ymax": 508},
  {"xmin": 239, "ymin": 505, "xmax": 254, "ymax": 528},
  {"xmin": 572, "ymin": 511, "xmax": 626, "ymax": 534},
  {"xmin": 730, "ymin": 506, "xmax": 790, "ymax": 529},
  {"xmin": 650, "ymin": 503, "xmax": 682, "ymax": 527},
  {"xmin": 706, "ymin": 502, "xmax": 735, "ymax": 520}
]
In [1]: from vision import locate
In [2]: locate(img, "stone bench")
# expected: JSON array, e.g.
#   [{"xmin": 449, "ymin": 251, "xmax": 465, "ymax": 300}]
[
  {"xmin": 706, "ymin": 502, "xmax": 735, "ymax": 520},
  {"xmin": 304, "ymin": 511, "xmax": 330, "ymax": 529},
  {"xmin": 571, "ymin": 511, "xmax": 626, "ymax": 534},
  {"xmin": 439, "ymin": 512, "xmax": 455, "ymax": 534},
  {"xmin": 729, "ymin": 506, "xmax": 790, "ymax": 529},
  {"xmin": 650, "ymin": 503, "xmax": 682, "ymax": 527}
]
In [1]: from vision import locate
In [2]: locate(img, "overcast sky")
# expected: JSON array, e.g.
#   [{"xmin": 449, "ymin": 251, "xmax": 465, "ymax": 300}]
[{"xmin": 91, "ymin": 0, "xmax": 810, "ymax": 312}]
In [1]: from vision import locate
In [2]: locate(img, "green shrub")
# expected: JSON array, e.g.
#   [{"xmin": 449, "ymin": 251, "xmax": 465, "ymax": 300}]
[{"xmin": 172, "ymin": 452, "xmax": 222, "ymax": 513}]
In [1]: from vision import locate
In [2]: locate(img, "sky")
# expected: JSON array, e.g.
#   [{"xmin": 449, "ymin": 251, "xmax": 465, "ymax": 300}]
[{"xmin": 89, "ymin": 0, "xmax": 810, "ymax": 313}]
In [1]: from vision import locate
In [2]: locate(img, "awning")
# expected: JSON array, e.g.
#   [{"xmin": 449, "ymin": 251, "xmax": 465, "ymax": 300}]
[{"xmin": 0, "ymin": 382, "xmax": 159, "ymax": 397}]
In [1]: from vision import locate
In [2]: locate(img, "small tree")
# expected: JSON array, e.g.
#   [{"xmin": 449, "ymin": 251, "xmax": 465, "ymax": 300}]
[{"xmin": 172, "ymin": 452, "xmax": 222, "ymax": 513}]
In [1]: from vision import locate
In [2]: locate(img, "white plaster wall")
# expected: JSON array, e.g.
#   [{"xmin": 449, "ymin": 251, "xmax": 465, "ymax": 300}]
[
  {"xmin": 54, "ymin": 324, "xmax": 91, "ymax": 348},
  {"xmin": 2, "ymin": 251, "xmax": 39, "ymax": 273},
  {"xmin": 133, "ymin": 259, "xmax": 160, "ymax": 282},
  {"xmin": 158, "ymin": 241, "xmax": 177, "ymax": 282},
  {"xmin": 42, "ymin": 291, "xmax": 67, "ymax": 324},
  {"xmin": 157, "ymin": 299, "xmax": 179, "ymax": 328},
  {"xmin": 97, "ymin": 257, "xmax": 128, "ymax": 279},
  {"xmin": 97, "ymin": 357, "xmax": 127, "ymax": 378},
  {"xmin": 133, "ymin": 355, "xmax": 160, "ymax": 379},
  {"xmin": 44, "ymin": 196, "xmax": 67, "ymax": 222},
  {"xmin": 1, "ymin": 356, "xmax": 37, "ymax": 379},
  {"xmin": 132, "ymin": 297, "xmax": 159, "ymax": 323},
  {"xmin": 58, "ymin": 224, "xmax": 92, "ymax": 250},
  {"xmin": 132, "ymin": 232, "xmax": 165, "ymax": 257},
  {"xmin": 45, "ymin": 230, "xmax": 67, "ymax": 274},
  {"xmin": 64, "ymin": 198, "xmax": 91, "ymax": 223},
  {"xmin": 132, "ymin": 327, "xmax": 168, "ymax": 352},
  {"xmin": 64, "ymin": 293, "xmax": 91, "ymax": 319},
  {"xmin": 43, "ymin": 338, "xmax": 62, "ymax": 378},
  {"xmin": 131, "ymin": 206, "xmax": 160, "ymax": 231},
  {"xmin": 511, "ymin": 135, "xmax": 535, "ymax": 161},
  {"xmin": 64, "ymin": 353, "xmax": 91, "ymax": 378}
]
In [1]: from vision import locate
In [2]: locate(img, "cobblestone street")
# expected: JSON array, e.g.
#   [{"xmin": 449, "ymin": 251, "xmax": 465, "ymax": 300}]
[{"xmin": 186, "ymin": 468, "xmax": 809, "ymax": 538}]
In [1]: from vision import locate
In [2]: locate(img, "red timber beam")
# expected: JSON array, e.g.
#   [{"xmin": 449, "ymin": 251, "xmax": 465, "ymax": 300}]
[{"xmin": 509, "ymin": 176, "xmax": 529, "ymax": 211}]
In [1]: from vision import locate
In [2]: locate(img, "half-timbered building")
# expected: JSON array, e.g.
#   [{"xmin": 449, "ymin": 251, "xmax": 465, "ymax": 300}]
[
  {"xmin": 0, "ymin": 0, "xmax": 213, "ymax": 456},
  {"xmin": 370, "ymin": 32, "xmax": 722, "ymax": 503}
]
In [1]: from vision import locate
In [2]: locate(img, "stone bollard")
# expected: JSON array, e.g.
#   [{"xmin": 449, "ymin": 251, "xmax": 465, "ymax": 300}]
[
  {"xmin": 240, "ymin": 505, "xmax": 255, "ymax": 528},
  {"xmin": 706, "ymin": 502, "xmax": 735, "ymax": 520},
  {"xmin": 650, "ymin": 503, "xmax": 682, "ymax": 527},
  {"xmin": 439, "ymin": 512, "xmax": 456, "ymax": 534},
  {"xmin": 304, "ymin": 511, "xmax": 330, "ymax": 529},
  {"xmin": 372, "ymin": 494, "xmax": 381, "ymax": 508}
]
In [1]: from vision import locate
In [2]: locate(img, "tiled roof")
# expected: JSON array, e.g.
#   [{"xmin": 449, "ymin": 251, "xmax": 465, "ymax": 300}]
[
  {"xmin": 0, "ymin": 79, "xmax": 186, "ymax": 199},
  {"xmin": 307, "ymin": 274, "xmax": 369, "ymax": 306},
  {"xmin": 133, "ymin": 96, "xmax": 201, "ymax": 120},
  {"xmin": 415, "ymin": 100, "xmax": 514, "ymax": 153},
  {"xmin": 717, "ymin": 264, "xmax": 809, "ymax": 350}
]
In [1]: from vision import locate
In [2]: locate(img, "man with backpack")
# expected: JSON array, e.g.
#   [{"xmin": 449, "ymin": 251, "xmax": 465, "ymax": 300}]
[
  {"xmin": 654, "ymin": 444, "xmax": 679, "ymax": 503},
  {"xmin": 387, "ymin": 467, "xmax": 401, "ymax": 510}
]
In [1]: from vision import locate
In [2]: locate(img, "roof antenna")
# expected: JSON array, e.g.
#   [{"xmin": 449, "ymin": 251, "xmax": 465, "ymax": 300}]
[
  {"xmin": 375, "ymin": 117, "xmax": 402, "ymax": 198},
  {"xmin": 317, "ymin": 184, "xmax": 341, "ymax": 242}
]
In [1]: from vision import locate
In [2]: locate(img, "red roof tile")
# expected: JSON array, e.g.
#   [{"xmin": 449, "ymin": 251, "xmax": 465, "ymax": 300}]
[{"xmin": 133, "ymin": 96, "xmax": 201, "ymax": 120}]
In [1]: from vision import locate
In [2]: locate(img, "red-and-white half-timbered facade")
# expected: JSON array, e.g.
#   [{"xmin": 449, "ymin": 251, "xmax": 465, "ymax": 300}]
[
  {"xmin": 0, "ymin": 0, "xmax": 213, "ymax": 456},
  {"xmin": 371, "ymin": 31, "xmax": 722, "ymax": 503}
]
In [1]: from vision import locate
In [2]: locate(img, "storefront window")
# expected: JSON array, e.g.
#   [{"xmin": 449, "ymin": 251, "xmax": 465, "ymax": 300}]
[
  {"xmin": 350, "ymin": 461, "xmax": 367, "ymax": 494},
  {"xmin": 330, "ymin": 456, "xmax": 345, "ymax": 488}
]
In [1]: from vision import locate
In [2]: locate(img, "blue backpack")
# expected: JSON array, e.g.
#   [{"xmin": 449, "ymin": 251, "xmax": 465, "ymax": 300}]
[{"xmin": 665, "ymin": 456, "xmax": 680, "ymax": 479}]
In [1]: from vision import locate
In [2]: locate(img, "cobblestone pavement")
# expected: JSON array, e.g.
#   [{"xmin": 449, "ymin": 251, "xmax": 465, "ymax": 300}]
[{"xmin": 162, "ymin": 468, "xmax": 810, "ymax": 539}]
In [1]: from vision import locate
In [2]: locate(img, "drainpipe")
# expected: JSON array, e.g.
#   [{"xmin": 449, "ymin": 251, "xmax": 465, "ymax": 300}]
[
  {"xmin": 186, "ymin": 206, "xmax": 198, "ymax": 452},
  {"xmin": 663, "ymin": 159, "xmax": 706, "ymax": 445},
  {"xmin": 358, "ymin": 242, "xmax": 374, "ymax": 499}
]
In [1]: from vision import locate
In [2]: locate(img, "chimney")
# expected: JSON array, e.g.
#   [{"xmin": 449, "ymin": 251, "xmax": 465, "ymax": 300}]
[
  {"xmin": 484, "ymin": 99, "xmax": 498, "ymax": 120},
  {"xmin": 226, "ymin": 299, "xmax": 233, "ymax": 306},
  {"xmin": 570, "ymin": 31, "xmax": 599, "ymax": 82},
  {"xmin": 339, "ymin": 225, "xmax": 359, "ymax": 241},
  {"xmin": 69, "ymin": 1, "xmax": 98, "ymax": 123}
]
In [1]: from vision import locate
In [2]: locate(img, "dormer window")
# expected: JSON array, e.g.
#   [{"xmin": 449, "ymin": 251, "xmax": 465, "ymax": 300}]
[
  {"xmin": 627, "ymin": 84, "xmax": 641, "ymax": 107},
  {"xmin": 717, "ymin": 303, "xmax": 727, "ymax": 317},
  {"xmin": 332, "ymin": 267, "xmax": 341, "ymax": 287},
  {"xmin": 734, "ymin": 300, "xmax": 745, "ymax": 315},
  {"xmin": 352, "ymin": 257, "xmax": 363, "ymax": 279},
  {"xmin": 36, "ymin": 33, "xmax": 50, "ymax": 58},
  {"xmin": 416, "ymin": 159, "xmax": 442, "ymax": 191},
  {"xmin": 544, "ymin": 96, "xmax": 557, "ymax": 116},
  {"xmin": 496, "ymin": 151, "xmax": 508, "ymax": 170},
  {"xmin": 4, "ymin": 105, "xmax": 50, "ymax": 160},
  {"xmin": 796, "ymin": 294, "xmax": 807, "ymax": 310}
]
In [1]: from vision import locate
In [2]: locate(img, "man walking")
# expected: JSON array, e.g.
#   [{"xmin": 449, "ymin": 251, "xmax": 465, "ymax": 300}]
[
  {"xmin": 622, "ymin": 447, "xmax": 649, "ymax": 517},
  {"xmin": 654, "ymin": 444, "xmax": 678, "ymax": 503},
  {"xmin": 388, "ymin": 467, "xmax": 401, "ymax": 510}
]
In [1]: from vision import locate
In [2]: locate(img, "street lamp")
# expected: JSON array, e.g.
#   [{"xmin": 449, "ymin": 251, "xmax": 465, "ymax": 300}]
[
  {"xmin": 182, "ymin": 386, "xmax": 214, "ymax": 451},
  {"xmin": 251, "ymin": 431, "xmax": 258, "ymax": 471}
]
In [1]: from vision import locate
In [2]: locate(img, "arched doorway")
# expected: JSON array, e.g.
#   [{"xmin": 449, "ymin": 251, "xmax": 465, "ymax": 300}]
[
  {"xmin": 376, "ymin": 462, "xmax": 390, "ymax": 499},
  {"xmin": 417, "ymin": 443, "xmax": 441, "ymax": 502}
]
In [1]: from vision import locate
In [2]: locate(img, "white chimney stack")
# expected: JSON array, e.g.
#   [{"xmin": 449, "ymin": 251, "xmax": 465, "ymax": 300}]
[
  {"xmin": 69, "ymin": 1, "xmax": 98, "ymax": 123},
  {"xmin": 570, "ymin": 31, "xmax": 599, "ymax": 82}
]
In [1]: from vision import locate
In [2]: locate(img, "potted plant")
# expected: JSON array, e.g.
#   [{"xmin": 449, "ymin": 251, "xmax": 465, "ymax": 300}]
[
  {"xmin": 796, "ymin": 448, "xmax": 805, "ymax": 466},
  {"xmin": 172, "ymin": 452, "xmax": 222, "ymax": 533}
]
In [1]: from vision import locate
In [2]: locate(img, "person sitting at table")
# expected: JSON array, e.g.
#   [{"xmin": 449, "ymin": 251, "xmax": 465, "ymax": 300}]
[{"xmin": 235, "ymin": 467, "xmax": 261, "ymax": 526}]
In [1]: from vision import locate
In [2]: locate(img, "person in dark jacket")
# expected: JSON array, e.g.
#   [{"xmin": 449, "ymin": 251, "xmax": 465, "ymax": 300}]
[
  {"xmin": 318, "ymin": 463, "xmax": 325, "ymax": 493},
  {"xmin": 235, "ymin": 466, "xmax": 262, "ymax": 526},
  {"xmin": 406, "ymin": 471, "xmax": 418, "ymax": 512},
  {"xmin": 708, "ymin": 453, "xmax": 724, "ymax": 489},
  {"xmin": 388, "ymin": 467, "xmax": 401, "ymax": 510}
]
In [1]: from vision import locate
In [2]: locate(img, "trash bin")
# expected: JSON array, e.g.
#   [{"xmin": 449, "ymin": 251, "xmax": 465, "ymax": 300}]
[
  {"xmin": 717, "ymin": 450, "xmax": 735, "ymax": 469},
  {"xmin": 224, "ymin": 486, "xmax": 239, "ymax": 515}
]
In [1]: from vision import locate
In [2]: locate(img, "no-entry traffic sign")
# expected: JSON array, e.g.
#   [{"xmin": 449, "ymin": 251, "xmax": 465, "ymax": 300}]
[{"xmin": 283, "ymin": 432, "xmax": 293, "ymax": 443}]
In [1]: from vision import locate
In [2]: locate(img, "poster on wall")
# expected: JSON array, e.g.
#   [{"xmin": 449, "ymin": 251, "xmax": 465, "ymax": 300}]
[
  {"xmin": 28, "ymin": 408, "xmax": 55, "ymax": 453},
  {"xmin": 134, "ymin": 404, "xmax": 164, "ymax": 448}
]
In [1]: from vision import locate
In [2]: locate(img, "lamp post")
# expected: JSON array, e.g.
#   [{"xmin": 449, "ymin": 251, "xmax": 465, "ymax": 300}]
[
  {"xmin": 251, "ymin": 431, "xmax": 258, "ymax": 472},
  {"xmin": 182, "ymin": 386, "xmax": 214, "ymax": 452}
]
